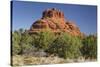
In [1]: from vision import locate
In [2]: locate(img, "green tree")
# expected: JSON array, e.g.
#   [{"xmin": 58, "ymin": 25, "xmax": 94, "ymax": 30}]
[
  {"xmin": 19, "ymin": 31, "xmax": 33, "ymax": 55},
  {"xmin": 12, "ymin": 30, "xmax": 21, "ymax": 55},
  {"xmin": 12, "ymin": 29, "xmax": 33, "ymax": 55},
  {"xmin": 33, "ymin": 29, "xmax": 55, "ymax": 50},
  {"xmin": 47, "ymin": 32, "xmax": 82, "ymax": 59},
  {"xmin": 81, "ymin": 35, "xmax": 97, "ymax": 59}
]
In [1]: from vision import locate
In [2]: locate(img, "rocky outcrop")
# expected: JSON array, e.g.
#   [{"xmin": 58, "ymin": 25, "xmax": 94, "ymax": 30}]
[{"xmin": 29, "ymin": 8, "xmax": 83, "ymax": 37}]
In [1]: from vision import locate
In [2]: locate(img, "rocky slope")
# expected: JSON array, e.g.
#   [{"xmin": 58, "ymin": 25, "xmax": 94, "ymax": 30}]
[{"xmin": 29, "ymin": 8, "xmax": 83, "ymax": 37}]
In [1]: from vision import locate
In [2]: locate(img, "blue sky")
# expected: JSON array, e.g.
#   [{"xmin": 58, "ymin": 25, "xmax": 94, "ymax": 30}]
[{"xmin": 12, "ymin": 1, "xmax": 97, "ymax": 35}]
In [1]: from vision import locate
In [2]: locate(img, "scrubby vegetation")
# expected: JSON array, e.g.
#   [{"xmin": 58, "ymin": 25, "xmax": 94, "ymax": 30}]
[
  {"xmin": 47, "ymin": 32, "xmax": 82, "ymax": 59},
  {"xmin": 12, "ymin": 28, "xmax": 97, "ymax": 66},
  {"xmin": 81, "ymin": 35, "xmax": 97, "ymax": 59}
]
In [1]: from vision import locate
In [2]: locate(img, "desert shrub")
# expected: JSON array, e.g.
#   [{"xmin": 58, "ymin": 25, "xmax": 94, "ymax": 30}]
[
  {"xmin": 47, "ymin": 32, "xmax": 82, "ymax": 59},
  {"xmin": 12, "ymin": 28, "xmax": 82, "ymax": 59},
  {"xmin": 12, "ymin": 29, "xmax": 34, "ymax": 55},
  {"xmin": 32, "ymin": 29, "xmax": 55, "ymax": 50},
  {"xmin": 19, "ymin": 31, "xmax": 33, "ymax": 55},
  {"xmin": 81, "ymin": 35, "xmax": 97, "ymax": 59},
  {"xmin": 12, "ymin": 30, "xmax": 22, "ymax": 55}
]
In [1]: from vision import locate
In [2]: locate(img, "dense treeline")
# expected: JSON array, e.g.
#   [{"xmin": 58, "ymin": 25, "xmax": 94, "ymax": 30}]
[{"xmin": 12, "ymin": 29, "xmax": 97, "ymax": 59}]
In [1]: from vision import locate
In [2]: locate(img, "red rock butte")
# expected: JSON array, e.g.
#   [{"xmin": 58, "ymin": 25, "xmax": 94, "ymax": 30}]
[{"xmin": 29, "ymin": 8, "xmax": 83, "ymax": 37}]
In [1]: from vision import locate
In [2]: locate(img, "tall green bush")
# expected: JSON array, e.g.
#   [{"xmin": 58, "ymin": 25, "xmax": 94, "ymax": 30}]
[
  {"xmin": 81, "ymin": 35, "xmax": 97, "ymax": 59},
  {"xmin": 12, "ymin": 30, "xmax": 22, "ymax": 55},
  {"xmin": 47, "ymin": 32, "xmax": 82, "ymax": 59},
  {"xmin": 32, "ymin": 29, "xmax": 55, "ymax": 50},
  {"xmin": 12, "ymin": 29, "xmax": 34, "ymax": 55},
  {"xmin": 19, "ymin": 31, "xmax": 33, "ymax": 55}
]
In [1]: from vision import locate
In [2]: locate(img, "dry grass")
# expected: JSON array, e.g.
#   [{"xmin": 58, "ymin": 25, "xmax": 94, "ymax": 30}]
[
  {"xmin": 12, "ymin": 55, "xmax": 65, "ymax": 66},
  {"xmin": 12, "ymin": 55, "xmax": 24, "ymax": 66},
  {"xmin": 12, "ymin": 55, "xmax": 97, "ymax": 66}
]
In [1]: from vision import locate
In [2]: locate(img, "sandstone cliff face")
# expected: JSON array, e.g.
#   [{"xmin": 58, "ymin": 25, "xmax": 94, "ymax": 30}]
[{"xmin": 29, "ymin": 8, "xmax": 82, "ymax": 37}]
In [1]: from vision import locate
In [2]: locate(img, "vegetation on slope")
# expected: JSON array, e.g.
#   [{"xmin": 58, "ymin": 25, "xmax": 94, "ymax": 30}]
[{"xmin": 12, "ymin": 28, "xmax": 97, "ymax": 66}]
